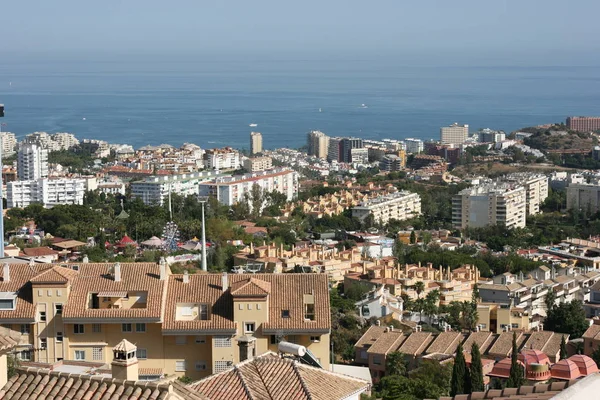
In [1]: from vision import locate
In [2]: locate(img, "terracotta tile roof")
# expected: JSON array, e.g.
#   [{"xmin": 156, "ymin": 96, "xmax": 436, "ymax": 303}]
[
  {"xmin": 522, "ymin": 330, "xmax": 554, "ymax": 352},
  {"xmin": 439, "ymin": 377, "xmax": 586, "ymax": 399},
  {"xmin": 569, "ymin": 354, "xmax": 599, "ymax": 375},
  {"xmin": 0, "ymin": 264, "xmax": 53, "ymax": 322},
  {"xmin": 366, "ymin": 330, "xmax": 405, "ymax": 355},
  {"xmin": 164, "ymin": 274, "xmax": 330, "ymax": 334},
  {"xmin": 583, "ymin": 324, "xmax": 600, "ymax": 340},
  {"xmin": 397, "ymin": 331, "xmax": 432, "ymax": 356},
  {"xmin": 542, "ymin": 332, "xmax": 569, "ymax": 359},
  {"xmin": 551, "ymin": 359, "xmax": 582, "ymax": 380},
  {"xmin": 22, "ymin": 247, "xmax": 58, "ymax": 257},
  {"xmin": 426, "ymin": 331, "xmax": 464, "ymax": 354},
  {"xmin": 62, "ymin": 263, "xmax": 167, "ymax": 322},
  {"xmin": 487, "ymin": 331, "xmax": 526, "ymax": 358},
  {"xmin": 230, "ymin": 278, "xmax": 272, "ymax": 297},
  {"xmin": 188, "ymin": 352, "xmax": 368, "ymax": 400},
  {"xmin": 30, "ymin": 265, "xmax": 79, "ymax": 284},
  {"xmin": 355, "ymin": 325, "xmax": 387, "ymax": 348},
  {"xmin": 0, "ymin": 335, "xmax": 17, "ymax": 351},
  {"xmin": 0, "ymin": 367, "xmax": 206, "ymax": 400},
  {"xmin": 463, "ymin": 331, "xmax": 495, "ymax": 354}
]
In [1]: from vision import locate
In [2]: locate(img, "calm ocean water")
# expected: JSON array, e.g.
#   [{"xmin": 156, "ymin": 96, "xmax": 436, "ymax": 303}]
[{"xmin": 0, "ymin": 58, "xmax": 599, "ymax": 149}]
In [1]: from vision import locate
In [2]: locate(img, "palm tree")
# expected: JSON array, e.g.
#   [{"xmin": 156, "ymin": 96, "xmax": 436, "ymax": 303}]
[{"xmin": 413, "ymin": 281, "xmax": 426, "ymax": 298}]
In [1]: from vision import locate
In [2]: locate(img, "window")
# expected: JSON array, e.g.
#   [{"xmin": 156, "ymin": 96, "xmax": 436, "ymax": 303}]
[
  {"xmin": 56, "ymin": 290, "xmax": 62, "ymax": 297},
  {"xmin": 55, "ymin": 304, "xmax": 63, "ymax": 315},
  {"xmin": 92, "ymin": 347, "xmax": 103, "ymax": 361},
  {"xmin": 176, "ymin": 336, "xmax": 187, "ymax": 345},
  {"xmin": 373, "ymin": 355, "xmax": 382, "ymax": 365},
  {"xmin": 175, "ymin": 360, "xmax": 186, "ymax": 372},
  {"xmin": 244, "ymin": 322, "xmax": 255, "ymax": 334},
  {"xmin": 135, "ymin": 323, "xmax": 146, "ymax": 333},
  {"xmin": 199, "ymin": 304, "xmax": 209, "ymax": 320},
  {"xmin": 56, "ymin": 332, "xmax": 63, "ymax": 343},
  {"xmin": 40, "ymin": 338, "xmax": 47, "ymax": 350},
  {"xmin": 0, "ymin": 299, "xmax": 15, "ymax": 310},
  {"xmin": 480, "ymin": 323, "xmax": 487, "ymax": 329},
  {"xmin": 20, "ymin": 324, "xmax": 30, "ymax": 335},
  {"xmin": 136, "ymin": 348, "xmax": 147, "ymax": 360},
  {"xmin": 37, "ymin": 290, "xmax": 43, "ymax": 297},
  {"xmin": 214, "ymin": 336, "xmax": 232, "ymax": 348},
  {"xmin": 247, "ymin": 304, "xmax": 252, "ymax": 310},
  {"xmin": 310, "ymin": 336, "xmax": 321, "ymax": 343},
  {"xmin": 195, "ymin": 361, "xmax": 207, "ymax": 371},
  {"xmin": 92, "ymin": 324, "xmax": 101, "ymax": 333},
  {"xmin": 18, "ymin": 350, "xmax": 31, "ymax": 361},
  {"xmin": 360, "ymin": 350, "xmax": 367, "ymax": 359},
  {"xmin": 122, "ymin": 323, "xmax": 132, "ymax": 333},
  {"xmin": 238, "ymin": 304, "xmax": 243, "ymax": 310},
  {"xmin": 304, "ymin": 304, "xmax": 315, "ymax": 320},
  {"xmin": 256, "ymin": 303, "xmax": 261, "ymax": 310},
  {"xmin": 47, "ymin": 290, "xmax": 52, "ymax": 297},
  {"xmin": 181, "ymin": 306, "xmax": 193, "ymax": 317},
  {"xmin": 39, "ymin": 311, "xmax": 46, "ymax": 322},
  {"xmin": 75, "ymin": 350, "xmax": 86, "ymax": 360},
  {"xmin": 195, "ymin": 336, "xmax": 206, "ymax": 344},
  {"xmin": 74, "ymin": 324, "xmax": 85, "ymax": 334},
  {"xmin": 511, "ymin": 323, "xmax": 519, "ymax": 329},
  {"xmin": 214, "ymin": 360, "xmax": 233, "ymax": 373},
  {"xmin": 282, "ymin": 310, "xmax": 290, "ymax": 318}
]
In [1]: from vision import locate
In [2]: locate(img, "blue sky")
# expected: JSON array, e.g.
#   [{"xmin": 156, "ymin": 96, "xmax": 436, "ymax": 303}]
[{"xmin": 2, "ymin": 0, "xmax": 600, "ymax": 64}]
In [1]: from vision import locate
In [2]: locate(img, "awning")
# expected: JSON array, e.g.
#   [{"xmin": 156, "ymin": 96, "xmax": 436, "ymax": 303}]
[{"xmin": 97, "ymin": 291, "xmax": 127, "ymax": 298}]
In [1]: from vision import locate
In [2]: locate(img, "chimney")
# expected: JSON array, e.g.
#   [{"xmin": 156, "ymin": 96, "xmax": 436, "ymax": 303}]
[
  {"xmin": 183, "ymin": 270, "xmax": 189, "ymax": 284},
  {"xmin": 83, "ymin": 254, "xmax": 89, "ymax": 263},
  {"xmin": 111, "ymin": 339, "xmax": 139, "ymax": 381},
  {"xmin": 376, "ymin": 320, "xmax": 381, "ymax": 326},
  {"xmin": 222, "ymin": 272, "xmax": 229, "ymax": 291},
  {"xmin": 237, "ymin": 336, "xmax": 257, "ymax": 362},
  {"xmin": 540, "ymin": 323, "xmax": 544, "ymax": 331},
  {"xmin": 159, "ymin": 257, "xmax": 167, "ymax": 281},
  {"xmin": 114, "ymin": 263, "xmax": 121, "ymax": 282},
  {"xmin": 389, "ymin": 326, "xmax": 394, "ymax": 332},
  {"xmin": 2, "ymin": 263, "xmax": 9, "ymax": 282}
]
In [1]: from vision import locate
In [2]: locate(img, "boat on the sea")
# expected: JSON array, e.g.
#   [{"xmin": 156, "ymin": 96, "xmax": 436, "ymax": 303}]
[
  {"xmin": 360, "ymin": 104, "xmax": 368, "ymax": 109},
  {"xmin": 249, "ymin": 123, "xmax": 258, "ymax": 127},
  {"xmin": 319, "ymin": 108, "xmax": 322, "ymax": 113}
]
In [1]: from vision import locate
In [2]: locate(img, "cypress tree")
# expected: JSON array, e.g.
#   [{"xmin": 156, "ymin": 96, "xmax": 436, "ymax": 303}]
[
  {"xmin": 560, "ymin": 335, "xmax": 568, "ymax": 360},
  {"xmin": 469, "ymin": 343, "xmax": 484, "ymax": 392},
  {"xmin": 451, "ymin": 343, "xmax": 469, "ymax": 396},
  {"xmin": 506, "ymin": 331, "xmax": 525, "ymax": 388}
]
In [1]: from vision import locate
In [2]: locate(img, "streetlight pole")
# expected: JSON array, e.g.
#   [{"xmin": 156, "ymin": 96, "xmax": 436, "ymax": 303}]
[
  {"xmin": 0, "ymin": 104, "xmax": 5, "ymax": 258},
  {"xmin": 199, "ymin": 197, "xmax": 208, "ymax": 272}
]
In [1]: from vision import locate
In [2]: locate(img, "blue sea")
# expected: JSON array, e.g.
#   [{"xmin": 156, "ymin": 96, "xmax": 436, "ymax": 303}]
[{"xmin": 1, "ymin": 57, "xmax": 599, "ymax": 150}]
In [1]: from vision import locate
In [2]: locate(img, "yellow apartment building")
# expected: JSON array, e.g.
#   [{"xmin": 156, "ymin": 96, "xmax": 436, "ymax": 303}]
[
  {"xmin": 0, "ymin": 262, "xmax": 331, "ymax": 380},
  {"xmin": 477, "ymin": 303, "xmax": 530, "ymax": 334}
]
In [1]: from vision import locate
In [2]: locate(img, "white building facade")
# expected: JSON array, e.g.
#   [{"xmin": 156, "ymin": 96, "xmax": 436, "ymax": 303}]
[
  {"xmin": 452, "ymin": 183, "xmax": 526, "ymax": 229},
  {"xmin": 440, "ymin": 123, "xmax": 469, "ymax": 145},
  {"xmin": 351, "ymin": 191, "xmax": 421, "ymax": 224},
  {"xmin": 131, "ymin": 171, "xmax": 221, "ymax": 205},
  {"xmin": 17, "ymin": 143, "xmax": 48, "ymax": 181},
  {"xmin": 7, "ymin": 178, "xmax": 86, "ymax": 208},
  {"xmin": 198, "ymin": 169, "xmax": 299, "ymax": 206},
  {"xmin": 204, "ymin": 148, "xmax": 241, "ymax": 170}
]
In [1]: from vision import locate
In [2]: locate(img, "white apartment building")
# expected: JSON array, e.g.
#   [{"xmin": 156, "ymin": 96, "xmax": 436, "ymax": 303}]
[
  {"xmin": 243, "ymin": 156, "xmax": 273, "ymax": 172},
  {"xmin": 131, "ymin": 171, "xmax": 222, "ymax": 206},
  {"xmin": 567, "ymin": 183, "xmax": 600, "ymax": 213},
  {"xmin": 404, "ymin": 138, "xmax": 424, "ymax": 154},
  {"xmin": 199, "ymin": 168, "xmax": 298, "ymax": 206},
  {"xmin": 17, "ymin": 143, "xmax": 48, "ymax": 181},
  {"xmin": 307, "ymin": 130, "xmax": 330, "ymax": 159},
  {"xmin": 51, "ymin": 133, "xmax": 80, "ymax": 150},
  {"xmin": 452, "ymin": 183, "xmax": 526, "ymax": 229},
  {"xmin": 0, "ymin": 132, "xmax": 17, "ymax": 155},
  {"xmin": 22, "ymin": 132, "xmax": 59, "ymax": 151},
  {"xmin": 351, "ymin": 191, "xmax": 421, "ymax": 224},
  {"xmin": 204, "ymin": 148, "xmax": 241, "ymax": 170},
  {"xmin": 98, "ymin": 181, "xmax": 126, "ymax": 195},
  {"xmin": 503, "ymin": 173, "xmax": 549, "ymax": 215},
  {"xmin": 478, "ymin": 128, "xmax": 506, "ymax": 143},
  {"xmin": 350, "ymin": 148, "xmax": 369, "ymax": 164},
  {"xmin": 250, "ymin": 132, "xmax": 263, "ymax": 155},
  {"xmin": 7, "ymin": 178, "xmax": 86, "ymax": 208},
  {"xmin": 440, "ymin": 123, "xmax": 469, "ymax": 145}
]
